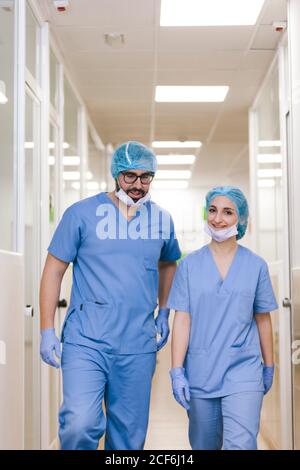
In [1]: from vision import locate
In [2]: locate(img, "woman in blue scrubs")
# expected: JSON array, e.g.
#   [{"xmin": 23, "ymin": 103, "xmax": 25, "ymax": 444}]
[{"xmin": 168, "ymin": 186, "xmax": 277, "ymax": 450}]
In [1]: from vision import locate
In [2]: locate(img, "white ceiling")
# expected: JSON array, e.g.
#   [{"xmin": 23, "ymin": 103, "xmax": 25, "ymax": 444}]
[{"xmin": 41, "ymin": 0, "xmax": 287, "ymax": 186}]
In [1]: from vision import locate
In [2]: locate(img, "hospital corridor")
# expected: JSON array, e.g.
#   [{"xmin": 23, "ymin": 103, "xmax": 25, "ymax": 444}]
[{"xmin": 1, "ymin": 0, "xmax": 300, "ymax": 451}]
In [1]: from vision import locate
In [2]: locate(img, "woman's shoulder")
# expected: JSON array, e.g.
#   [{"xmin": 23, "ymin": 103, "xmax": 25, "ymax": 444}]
[
  {"xmin": 178, "ymin": 245, "xmax": 208, "ymax": 266},
  {"xmin": 239, "ymin": 245, "xmax": 268, "ymax": 268}
]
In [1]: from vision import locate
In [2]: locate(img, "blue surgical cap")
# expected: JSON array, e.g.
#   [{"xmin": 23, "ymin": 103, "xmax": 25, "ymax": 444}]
[
  {"xmin": 111, "ymin": 141, "xmax": 157, "ymax": 179},
  {"xmin": 205, "ymin": 186, "xmax": 249, "ymax": 240}
]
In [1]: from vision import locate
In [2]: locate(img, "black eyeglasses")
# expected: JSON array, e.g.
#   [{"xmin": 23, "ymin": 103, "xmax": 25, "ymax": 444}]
[{"xmin": 122, "ymin": 172, "xmax": 154, "ymax": 184}]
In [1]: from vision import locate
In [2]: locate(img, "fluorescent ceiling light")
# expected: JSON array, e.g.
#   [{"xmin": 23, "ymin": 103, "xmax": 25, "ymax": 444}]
[
  {"xmin": 25, "ymin": 142, "xmax": 34, "ymax": 149},
  {"xmin": 258, "ymin": 140, "xmax": 281, "ymax": 148},
  {"xmin": 160, "ymin": 0, "xmax": 265, "ymax": 26},
  {"xmin": 63, "ymin": 156, "xmax": 80, "ymax": 166},
  {"xmin": 50, "ymin": 156, "xmax": 80, "ymax": 166},
  {"xmin": 87, "ymin": 182, "xmax": 100, "ymax": 190},
  {"xmin": 258, "ymin": 179, "xmax": 275, "ymax": 188},
  {"xmin": 257, "ymin": 154, "xmax": 282, "ymax": 164},
  {"xmin": 156, "ymin": 170, "xmax": 191, "ymax": 179},
  {"xmin": 63, "ymin": 171, "xmax": 80, "ymax": 181},
  {"xmin": 72, "ymin": 181, "xmax": 99, "ymax": 191},
  {"xmin": 100, "ymin": 181, "xmax": 107, "ymax": 190},
  {"xmin": 155, "ymin": 86, "xmax": 229, "ymax": 102},
  {"xmin": 153, "ymin": 141, "xmax": 202, "ymax": 148},
  {"xmin": 0, "ymin": 80, "xmax": 8, "ymax": 104},
  {"xmin": 152, "ymin": 180, "xmax": 189, "ymax": 190},
  {"xmin": 157, "ymin": 154, "xmax": 196, "ymax": 165},
  {"xmin": 258, "ymin": 169, "xmax": 282, "ymax": 178},
  {"xmin": 48, "ymin": 142, "xmax": 70, "ymax": 149}
]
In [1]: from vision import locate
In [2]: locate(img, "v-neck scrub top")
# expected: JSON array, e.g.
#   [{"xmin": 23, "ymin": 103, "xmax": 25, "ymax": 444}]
[
  {"xmin": 48, "ymin": 192, "xmax": 181, "ymax": 354},
  {"xmin": 167, "ymin": 244, "xmax": 278, "ymax": 398}
]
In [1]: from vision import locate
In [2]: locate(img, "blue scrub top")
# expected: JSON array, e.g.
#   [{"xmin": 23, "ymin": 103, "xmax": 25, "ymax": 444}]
[
  {"xmin": 48, "ymin": 192, "xmax": 181, "ymax": 354},
  {"xmin": 167, "ymin": 244, "xmax": 278, "ymax": 398}
]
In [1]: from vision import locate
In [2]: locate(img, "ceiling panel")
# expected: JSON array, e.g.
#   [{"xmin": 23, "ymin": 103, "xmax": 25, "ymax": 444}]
[
  {"xmin": 251, "ymin": 25, "xmax": 282, "ymax": 50},
  {"xmin": 47, "ymin": 0, "xmax": 155, "ymax": 27},
  {"xmin": 54, "ymin": 26, "xmax": 154, "ymax": 52},
  {"xmin": 157, "ymin": 50, "xmax": 244, "ymax": 70},
  {"xmin": 158, "ymin": 27, "xmax": 254, "ymax": 51},
  {"xmin": 156, "ymin": 68, "xmax": 236, "ymax": 85},
  {"xmin": 74, "ymin": 69, "xmax": 154, "ymax": 88},
  {"xmin": 66, "ymin": 49, "xmax": 154, "ymax": 70}
]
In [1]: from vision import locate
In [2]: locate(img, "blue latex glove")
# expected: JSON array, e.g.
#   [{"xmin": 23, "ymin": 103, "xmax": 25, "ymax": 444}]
[
  {"xmin": 155, "ymin": 308, "xmax": 170, "ymax": 351},
  {"xmin": 40, "ymin": 328, "xmax": 61, "ymax": 368},
  {"xmin": 263, "ymin": 365, "xmax": 275, "ymax": 395},
  {"xmin": 170, "ymin": 367, "xmax": 190, "ymax": 410}
]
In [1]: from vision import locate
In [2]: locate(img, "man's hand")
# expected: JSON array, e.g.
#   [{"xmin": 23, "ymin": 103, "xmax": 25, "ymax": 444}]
[
  {"xmin": 155, "ymin": 307, "xmax": 170, "ymax": 351},
  {"xmin": 40, "ymin": 328, "xmax": 61, "ymax": 368}
]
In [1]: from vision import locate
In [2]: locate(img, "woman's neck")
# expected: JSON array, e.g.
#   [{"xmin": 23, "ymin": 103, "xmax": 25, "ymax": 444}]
[{"xmin": 209, "ymin": 237, "xmax": 238, "ymax": 255}]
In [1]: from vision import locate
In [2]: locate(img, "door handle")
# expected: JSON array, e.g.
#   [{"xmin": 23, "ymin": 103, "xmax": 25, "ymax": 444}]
[
  {"xmin": 24, "ymin": 305, "xmax": 34, "ymax": 317},
  {"xmin": 282, "ymin": 298, "xmax": 292, "ymax": 308},
  {"xmin": 58, "ymin": 298, "xmax": 68, "ymax": 308}
]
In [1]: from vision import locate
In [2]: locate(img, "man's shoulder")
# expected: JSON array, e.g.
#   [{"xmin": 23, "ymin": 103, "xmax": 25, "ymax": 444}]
[
  {"xmin": 149, "ymin": 200, "xmax": 173, "ymax": 219},
  {"xmin": 64, "ymin": 193, "xmax": 102, "ymax": 218}
]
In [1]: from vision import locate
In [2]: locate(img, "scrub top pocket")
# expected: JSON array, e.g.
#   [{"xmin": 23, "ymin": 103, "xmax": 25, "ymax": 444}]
[
  {"xmin": 60, "ymin": 307, "xmax": 78, "ymax": 342},
  {"xmin": 80, "ymin": 302, "xmax": 112, "ymax": 342},
  {"xmin": 228, "ymin": 346, "xmax": 263, "ymax": 383},
  {"xmin": 237, "ymin": 292, "xmax": 255, "ymax": 324},
  {"xmin": 185, "ymin": 350, "xmax": 209, "ymax": 392}
]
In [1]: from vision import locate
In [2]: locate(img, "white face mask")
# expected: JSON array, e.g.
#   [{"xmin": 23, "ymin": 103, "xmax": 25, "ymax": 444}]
[
  {"xmin": 115, "ymin": 188, "xmax": 151, "ymax": 207},
  {"xmin": 204, "ymin": 221, "xmax": 238, "ymax": 243}
]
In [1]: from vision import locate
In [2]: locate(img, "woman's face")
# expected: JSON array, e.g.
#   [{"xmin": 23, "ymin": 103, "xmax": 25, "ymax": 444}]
[{"xmin": 207, "ymin": 196, "xmax": 238, "ymax": 230}]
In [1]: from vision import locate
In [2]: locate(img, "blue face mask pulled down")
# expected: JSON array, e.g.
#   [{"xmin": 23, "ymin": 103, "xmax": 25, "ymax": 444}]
[{"xmin": 204, "ymin": 221, "xmax": 238, "ymax": 243}]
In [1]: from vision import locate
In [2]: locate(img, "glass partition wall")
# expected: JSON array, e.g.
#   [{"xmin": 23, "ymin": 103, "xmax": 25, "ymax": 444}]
[{"xmin": 0, "ymin": 3, "xmax": 15, "ymax": 251}]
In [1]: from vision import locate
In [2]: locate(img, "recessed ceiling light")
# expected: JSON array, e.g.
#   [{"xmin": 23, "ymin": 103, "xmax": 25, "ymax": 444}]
[
  {"xmin": 156, "ymin": 170, "xmax": 191, "ymax": 179},
  {"xmin": 258, "ymin": 179, "xmax": 275, "ymax": 188},
  {"xmin": 157, "ymin": 155, "xmax": 196, "ymax": 165},
  {"xmin": 63, "ymin": 171, "xmax": 79, "ymax": 181},
  {"xmin": 153, "ymin": 141, "xmax": 202, "ymax": 148},
  {"xmin": 0, "ymin": 80, "xmax": 8, "ymax": 104},
  {"xmin": 63, "ymin": 156, "xmax": 80, "ymax": 166},
  {"xmin": 160, "ymin": 0, "xmax": 265, "ymax": 26},
  {"xmin": 257, "ymin": 169, "xmax": 282, "ymax": 178},
  {"xmin": 155, "ymin": 86, "xmax": 229, "ymax": 102},
  {"xmin": 152, "ymin": 180, "xmax": 189, "ymax": 190},
  {"xmin": 258, "ymin": 140, "xmax": 281, "ymax": 148},
  {"xmin": 257, "ymin": 154, "xmax": 282, "ymax": 164}
]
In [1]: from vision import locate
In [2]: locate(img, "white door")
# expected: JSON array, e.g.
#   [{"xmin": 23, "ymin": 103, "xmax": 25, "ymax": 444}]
[
  {"xmin": 0, "ymin": 251, "xmax": 24, "ymax": 450},
  {"xmin": 24, "ymin": 88, "xmax": 41, "ymax": 449},
  {"xmin": 249, "ymin": 49, "xmax": 292, "ymax": 449}
]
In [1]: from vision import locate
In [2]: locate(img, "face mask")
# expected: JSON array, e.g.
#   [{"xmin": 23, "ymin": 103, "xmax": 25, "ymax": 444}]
[
  {"xmin": 115, "ymin": 188, "xmax": 151, "ymax": 207},
  {"xmin": 204, "ymin": 221, "xmax": 238, "ymax": 243}
]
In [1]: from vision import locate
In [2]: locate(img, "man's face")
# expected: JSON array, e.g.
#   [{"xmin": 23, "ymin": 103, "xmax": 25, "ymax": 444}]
[{"xmin": 117, "ymin": 169, "xmax": 154, "ymax": 201}]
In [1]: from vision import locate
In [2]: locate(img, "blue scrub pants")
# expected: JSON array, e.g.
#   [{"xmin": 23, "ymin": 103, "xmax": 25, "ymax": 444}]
[
  {"xmin": 59, "ymin": 343, "xmax": 156, "ymax": 450},
  {"xmin": 188, "ymin": 392, "xmax": 264, "ymax": 450}
]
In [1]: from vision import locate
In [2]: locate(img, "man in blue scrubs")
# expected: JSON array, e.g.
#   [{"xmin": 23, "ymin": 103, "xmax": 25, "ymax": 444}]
[{"xmin": 39, "ymin": 141, "xmax": 181, "ymax": 450}]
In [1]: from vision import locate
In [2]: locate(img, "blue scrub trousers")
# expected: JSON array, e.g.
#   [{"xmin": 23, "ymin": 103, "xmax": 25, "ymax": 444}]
[
  {"xmin": 59, "ymin": 343, "xmax": 156, "ymax": 450},
  {"xmin": 188, "ymin": 392, "xmax": 264, "ymax": 450}
]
